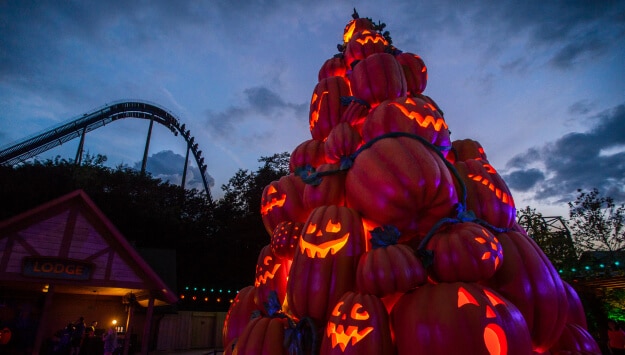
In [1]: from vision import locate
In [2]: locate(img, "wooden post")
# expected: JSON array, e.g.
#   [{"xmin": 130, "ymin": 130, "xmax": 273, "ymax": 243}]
[{"xmin": 140, "ymin": 294, "xmax": 155, "ymax": 355}]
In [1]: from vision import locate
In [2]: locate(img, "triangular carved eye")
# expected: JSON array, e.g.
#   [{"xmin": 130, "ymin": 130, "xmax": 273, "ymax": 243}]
[
  {"xmin": 483, "ymin": 289, "xmax": 505, "ymax": 306},
  {"xmin": 325, "ymin": 220, "xmax": 342, "ymax": 233},
  {"xmin": 306, "ymin": 223, "xmax": 318, "ymax": 235},
  {"xmin": 267, "ymin": 185, "xmax": 277, "ymax": 194},
  {"xmin": 350, "ymin": 303, "xmax": 370, "ymax": 320},
  {"xmin": 457, "ymin": 287, "xmax": 479, "ymax": 308}
]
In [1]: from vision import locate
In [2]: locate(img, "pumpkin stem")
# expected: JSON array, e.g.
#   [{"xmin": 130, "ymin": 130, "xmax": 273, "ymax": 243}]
[
  {"xmin": 284, "ymin": 316, "xmax": 319, "ymax": 355},
  {"xmin": 370, "ymin": 225, "xmax": 401, "ymax": 249},
  {"xmin": 352, "ymin": 8, "xmax": 359, "ymax": 19}
]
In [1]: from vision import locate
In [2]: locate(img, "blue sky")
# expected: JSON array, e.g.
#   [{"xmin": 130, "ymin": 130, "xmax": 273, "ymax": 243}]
[{"xmin": 1, "ymin": 1, "xmax": 624, "ymax": 217}]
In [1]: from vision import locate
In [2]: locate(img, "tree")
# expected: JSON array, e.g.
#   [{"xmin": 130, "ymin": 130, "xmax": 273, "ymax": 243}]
[
  {"xmin": 517, "ymin": 206, "xmax": 577, "ymax": 273},
  {"xmin": 568, "ymin": 188, "xmax": 625, "ymax": 256}
]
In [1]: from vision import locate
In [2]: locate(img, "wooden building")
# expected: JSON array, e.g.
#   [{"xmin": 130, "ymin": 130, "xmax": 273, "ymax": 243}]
[{"xmin": 0, "ymin": 190, "xmax": 178, "ymax": 354}]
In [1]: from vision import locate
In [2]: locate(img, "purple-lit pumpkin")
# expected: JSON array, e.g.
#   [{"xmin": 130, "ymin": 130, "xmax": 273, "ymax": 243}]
[
  {"xmin": 395, "ymin": 52, "xmax": 428, "ymax": 95},
  {"xmin": 303, "ymin": 163, "xmax": 347, "ymax": 209},
  {"xmin": 286, "ymin": 205, "xmax": 366, "ymax": 324},
  {"xmin": 340, "ymin": 99, "xmax": 370, "ymax": 135},
  {"xmin": 425, "ymin": 222, "xmax": 503, "ymax": 283},
  {"xmin": 223, "ymin": 286, "xmax": 260, "ymax": 347},
  {"xmin": 345, "ymin": 136, "xmax": 458, "ymax": 242},
  {"xmin": 321, "ymin": 292, "xmax": 394, "ymax": 354},
  {"xmin": 260, "ymin": 174, "xmax": 309, "ymax": 235},
  {"xmin": 232, "ymin": 315, "xmax": 289, "ymax": 355},
  {"xmin": 349, "ymin": 52, "xmax": 407, "ymax": 107},
  {"xmin": 343, "ymin": 30, "xmax": 388, "ymax": 69},
  {"xmin": 254, "ymin": 245, "xmax": 290, "ymax": 313},
  {"xmin": 271, "ymin": 221, "xmax": 303, "ymax": 260},
  {"xmin": 548, "ymin": 323, "xmax": 601, "ymax": 354},
  {"xmin": 318, "ymin": 56, "xmax": 348, "ymax": 81},
  {"xmin": 391, "ymin": 282, "xmax": 533, "ymax": 355},
  {"xmin": 362, "ymin": 95, "xmax": 450, "ymax": 151},
  {"xmin": 453, "ymin": 158, "xmax": 516, "ymax": 229},
  {"xmin": 309, "ymin": 76, "xmax": 352, "ymax": 141},
  {"xmin": 324, "ymin": 122, "xmax": 364, "ymax": 164},
  {"xmin": 289, "ymin": 139, "xmax": 327, "ymax": 174},
  {"xmin": 483, "ymin": 230, "xmax": 569, "ymax": 352}
]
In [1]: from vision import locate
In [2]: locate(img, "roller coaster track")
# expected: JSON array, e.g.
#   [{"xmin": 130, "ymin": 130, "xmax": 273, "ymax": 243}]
[{"xmin": 0, "ymin": 100, "xmax": 212, "ymax": 203}]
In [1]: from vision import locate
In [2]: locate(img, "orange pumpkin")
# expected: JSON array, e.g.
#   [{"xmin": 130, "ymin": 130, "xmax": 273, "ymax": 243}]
[
  {"xmin": 309, "ymin": 76, "xmax": 352, "ymax": 141},
  {"xmin": 349, "ymin": 52, "xmax": 407, "ymax": 107},
  {"xmin": 260, "ymin": 174, "xmax": 309, "ymax": 235}
]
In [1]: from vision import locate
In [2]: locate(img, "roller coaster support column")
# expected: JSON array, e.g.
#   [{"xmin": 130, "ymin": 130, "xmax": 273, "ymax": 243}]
[
  {"xmin": 141, "ymin": 117, "xmax": 154, "ymax": 175},
  {"xmin": 181, "ymin": 143, "xmax": 190, "ymax": 190},
  {"xmin": 74, "ymin": 127, "xmax": 87, "ymax": 165}
]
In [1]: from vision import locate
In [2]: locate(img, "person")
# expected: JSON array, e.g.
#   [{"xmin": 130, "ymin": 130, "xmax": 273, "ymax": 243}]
[
  {"xmin": 70, "ymin": 317, "xmax": 85, "ymax": 355},
  {"xmin": 102, "ymin": 327, "xmax": 117, "ymax": 355},
  {"xmin": 608, "ymin": 319, "xmax": 625, "ymax": 355},
  {"xmin": 81, "ymin": 320, "xmax": 98, "ymax": 354}
]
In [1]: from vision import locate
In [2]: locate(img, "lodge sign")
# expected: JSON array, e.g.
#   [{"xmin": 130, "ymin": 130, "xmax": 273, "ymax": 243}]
[{"xmin": 22, "ymin": 257, "xmax": 94, "ymax": 281}]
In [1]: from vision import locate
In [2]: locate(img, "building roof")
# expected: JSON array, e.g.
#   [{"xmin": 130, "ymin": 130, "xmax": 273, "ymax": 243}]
[{"xmin": 0, "ymin": 189, "xmax": 177, "ymax": 306}]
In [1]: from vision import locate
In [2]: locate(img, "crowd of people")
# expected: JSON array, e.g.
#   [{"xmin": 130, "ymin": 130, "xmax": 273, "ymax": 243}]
[{"xmin": 50, "ymin": 317, "xmax": 117, "ymax": 355}]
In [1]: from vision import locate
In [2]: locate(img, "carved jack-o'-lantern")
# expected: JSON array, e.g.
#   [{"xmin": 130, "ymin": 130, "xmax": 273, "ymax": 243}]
[
  {"xmin": 391, "ymin": 282, "xmax": 533, "ymax": 355},
  {"xmin": 395, "ymin": 52, "xmax": 428, "ymax": 95},
  {"xmin": 318, "ymin": 56, "xmax": 348, "ymax": 81},
  {"xmin": 321, "ymin": 292, "xmax": 394, "ymax": 354},
  {"xmin": 260, "ymin": 174, "xmax": 309, "ymax": 235},
  {"xmin": 287, "ymin": 205, "xmax": 366, "ymax": 323},
  {"xmin": 271, "ymin": 221, "xmax": 303, "ymax": 260},
  {"xmin": 222, "ymin": 286, "xmax": 259, "ymax": 347},
  {"xmin": 344, "ymin": 30, "xmax": 388, "ymax": 69},
  {"xmin": 453, "ymin": 158, "xmax": 516, "ymax": 229},
  {"xmin": 254, "ymin": 245, "xmax": 290, "ymax": 312},
  {"xmin": 309, "ymin": 76, "xmax": 352, "ymax": 141},
  {"xmin": 342, "ymin": 15, "xmax": 375, "ymax": 44},
  {"xmin": 362, "ymin": 95, "xmax": 450, "ymax": 152},
  {"xmin": 425, "ymin": 222, "xmax": 503, "ymax": 283}
]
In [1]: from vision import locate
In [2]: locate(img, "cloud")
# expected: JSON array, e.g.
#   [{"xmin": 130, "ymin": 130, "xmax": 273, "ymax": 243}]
[
  {"xmin": 133, "ymin": 150, "xmax": 215, "ymax": 191},
  {"xmin": 504, "ymin": 103, "xmax": 625, "ymax": 203},
  {"xmin": 204, "ymin": 86, "xmax": 307, "ymax": 138}
]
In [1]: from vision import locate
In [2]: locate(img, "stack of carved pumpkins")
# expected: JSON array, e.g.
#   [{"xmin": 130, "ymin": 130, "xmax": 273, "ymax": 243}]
[{"xmin": 223, "ymin": 10, "xmax": 601, "ymax": 355}]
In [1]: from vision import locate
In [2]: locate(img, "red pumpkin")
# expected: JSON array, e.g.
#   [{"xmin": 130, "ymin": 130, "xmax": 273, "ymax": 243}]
[
  {"xmin": 562, "ymin": 281, "xmax": 588, "ymax": 329},
  {"xmin": 391, "ymin": 282, "xmax": 533, "ymax": 355},
  {"xmin": 548, "ymin": 323, "xmax": 601, "ymax": 354},
  {"xmin": 271, "ymin": 221, "xmax": 303, "ymax": 260},
  {"xmin": 424, "ymin": 222, "xmax": 503, "ymax": 283},
  {"xmin": 449, "ymin": 138, "xmax": 489, "ymax": 163},
  {"xmin": 349, "ymin": 52, "xmax": 407, "ymax": 107},
  {"xmin": 483, "ymin": 231, "xmax": 568, "ymax": 352},
  {"xmin": 318, "ymin": 56, "xmax": 348, "ymax": 81},
  {"xmin": 260, "ymin": 174, "xmax": 309, "ymax": 235},
  {"xmin": 254, "ymin": 245, "xmax": 290, "ymax": 313},
  {"xmin": 309, "ymin": 76, "xmax": 352, "ymax": 141},
  {"xmin": 321, "ymin": 292, "xmax": 394, "ymax": 354},
  {"xmin": 223, "ymin": 286, "xmax": 260, "ymax": 347},
  {"xmin": 343, "ymin": 30, "xmax": 388, "ymax": 69},
  {"xmin": 395, "ymin": 52, "xmax": 428, "ymax": 95},
  {"xmin": 345, "ymin": 136, "xmax": 458, "ymax": 242},
  {"xmin": 342, "ymin": 16, "xmax": 375, "ymax": 44},
  {"xmin": 289, "ymin": 139, "xmax": 327, "ymax": 174},
  {"xmin": 324, "ymin": 122, "xmax": 364, "ymax": 164},
  {"xmin": 233, "ymin": 315, "xmax": 289, "ymax": 355},
  {"xmin": 357, "ymin": 226, "xmax": 427, "ymax": 297},
  {"xmin": 362, "ymin": 96, "xmax": 450, "ymax": 151},
  {"xmin": 286, "ymin": 205, "xmax": 367, "ymax": 324},
  {"xmin": 303, "ymin": 163, "xmax": 347, "ymax": 209},
  {"xmin": 454, "ymin": 158, "xmax": 516, "ymax": 229},
  {"xmin": 339, "ymin": 98, "xmax": 370, "ymax": 135}
]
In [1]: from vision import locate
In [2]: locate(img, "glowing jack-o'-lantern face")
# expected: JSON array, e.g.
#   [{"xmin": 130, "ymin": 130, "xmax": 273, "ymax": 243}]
[
  {"xmin": 391, "ymin": 282, "xmax": 532, "ymax": 355},
  {"xmin": 322, "ymin": 291, "xmax": 393, "ymax": 354},
  {"xmin": 300, "ymin": 219, "xmax": 349, "ymax": 258},
  {"xmin": 362, "ymin": 96, "xmax": 450, "ymax": 153},
  {"xmin": 458, "ymin": 286, "xmax": 508, "ymax": 355},
  {"xmin": 260, "ymin": 174, "xmax": 309, "ymax": 236},
  {"xmin": 327, "ymin": 301, "xmax": 374, "ymax": 351},
  {"xmin": 344, "ymin": 30, "xmax": 389, "ymax": 69},
  {"xmin": 426, "ymin": 222, "xmax": 503, "ymax": 283},
  {"xmin": 453, "ymin": 158, "xmax": 516, "ymax": 229},
  {"xmin": 253, "ymin": 245, "xmax": 289, "ymax": 313},
  {"xmin": 309, "ymin": 76, "xmax": 351, "ymax": 141}
]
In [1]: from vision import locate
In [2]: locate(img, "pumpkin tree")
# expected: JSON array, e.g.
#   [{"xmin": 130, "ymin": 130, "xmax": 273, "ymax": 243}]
[{"xmin": 223, "ymin": 9, "xmax": 601, "ymax": 355}]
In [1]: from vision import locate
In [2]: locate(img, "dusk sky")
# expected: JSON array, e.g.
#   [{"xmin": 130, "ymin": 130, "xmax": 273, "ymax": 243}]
[{"xmin": 1, "ymin": 1, "xmax": 624, "ymax": 217}]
